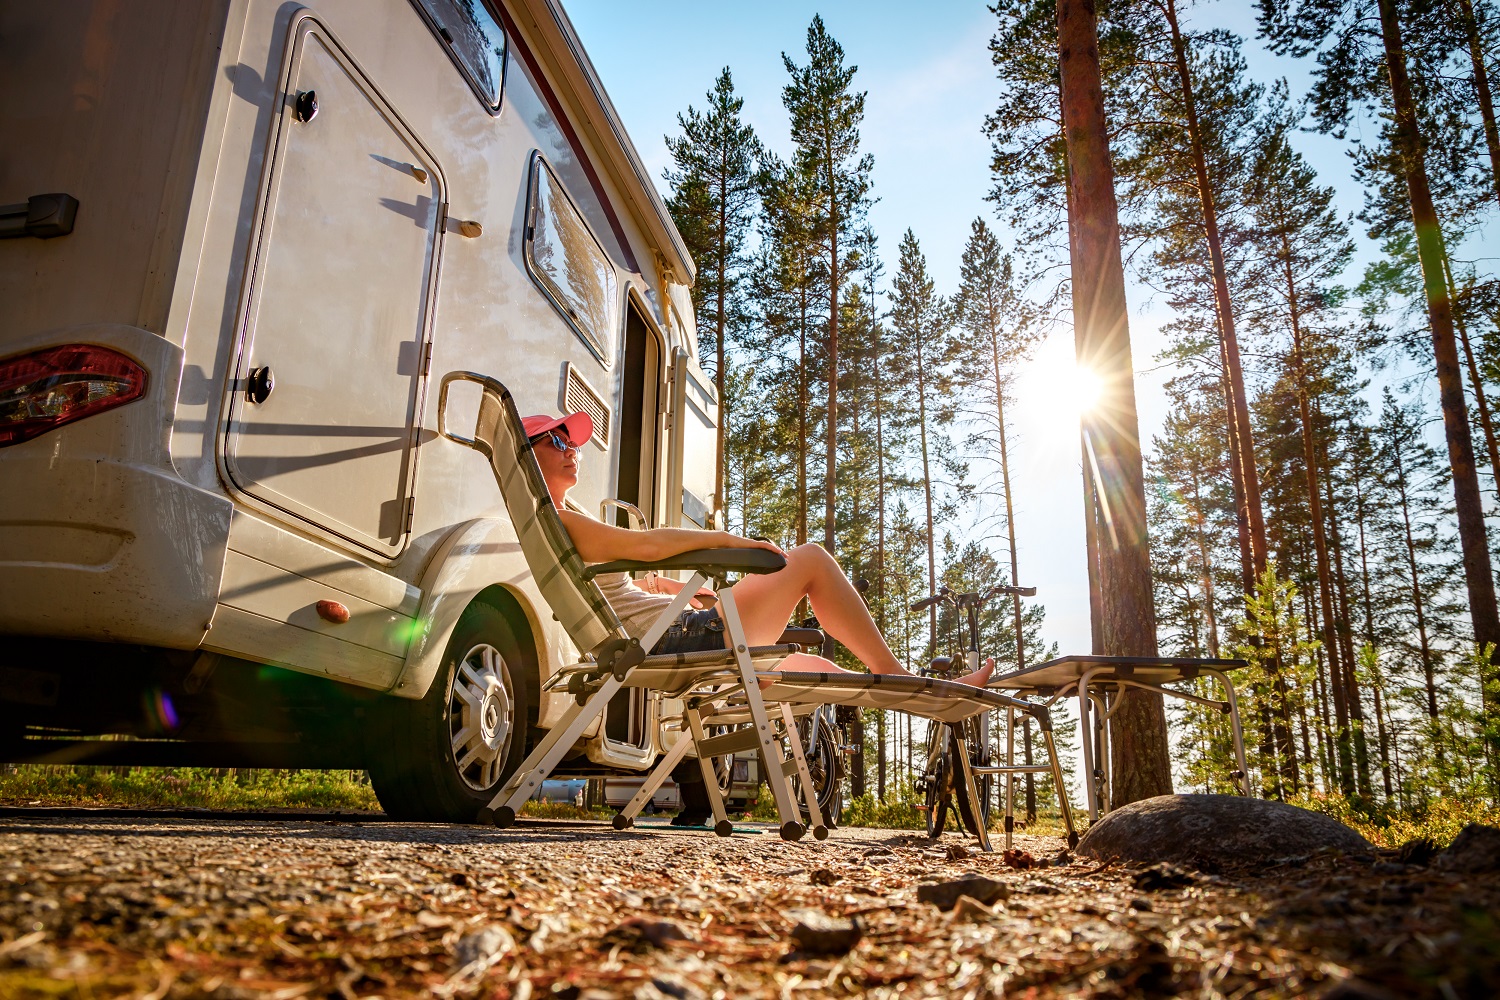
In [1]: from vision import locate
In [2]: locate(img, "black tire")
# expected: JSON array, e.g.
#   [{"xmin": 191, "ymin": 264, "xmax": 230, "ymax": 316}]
[
  {"xmin": 367, "ymin": 601, "xmax": 533, "ymax": 822},
  {"xmin": 951, "ymin": 722, "xmax": 989, "ymax": 838},
  {"xmin": 922, "ymin": 735, "xmax": 950, "ymax": 839},
  {"xmin": 796, "ymin": 715, "xmax": 843, "ymax": 826}
]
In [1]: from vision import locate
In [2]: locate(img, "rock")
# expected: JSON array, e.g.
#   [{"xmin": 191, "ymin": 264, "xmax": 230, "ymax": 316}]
[
  {"xmin": 1002, "ymin": 848, "xmax": 1037, "ymax": 870},
  {"xmin": 1434, "ymin": 823, "xmax": 1500, "ymax": 874},
  {"xmin": 809, "ymin": 867, "xmax": 840, "ymax": 886},
  {"xmin": 448, "ymin": 924, "xmax": 515, "ymax": 979},
  {"xmin": 601, "ymin": 918, "xmax": 694, "ymax": 952},
  {"xmin": 916, "ymin": 875, "xmax": 1010, "ymax": 910},
  {"xmin": 945, "ymin": 844, "xmax": 970, "ymax": 861},
  {"xmin": 786, "ymin": 909, "xmax": 862, "ymax": 956},
  {"xmin": 1131, "ymin": 863, "xmax": 1196, "ymax": 892},
  {"xmin": 1394, "ymin": 837, "xmax": 1439, "ymax": 866},
  {"xmin": 1076, "ymin": 794, "xmax": 1372, "ymax": 866}
]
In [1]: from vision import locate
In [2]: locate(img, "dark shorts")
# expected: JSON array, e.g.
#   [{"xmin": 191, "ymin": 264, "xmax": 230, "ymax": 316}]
[{"xmin": 649, "ymin": 608, "xmax": 727, "ymax": 656}]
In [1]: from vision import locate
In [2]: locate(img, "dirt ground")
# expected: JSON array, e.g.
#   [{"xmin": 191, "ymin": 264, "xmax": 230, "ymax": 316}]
[{"xmin": 0, "ymin": 810, "xmax": 1495, "ymax": 999}]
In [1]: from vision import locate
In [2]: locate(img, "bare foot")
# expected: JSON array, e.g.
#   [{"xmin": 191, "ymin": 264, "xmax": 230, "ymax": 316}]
[{"xmin": 953, "ymin": 657, "xmax": 995, "ymax": 687}]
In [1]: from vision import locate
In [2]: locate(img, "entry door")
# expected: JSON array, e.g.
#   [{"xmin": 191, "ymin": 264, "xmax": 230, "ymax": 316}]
[
  {"xmin": 225, "ymin": 16, "xmax": 444, "ymax": 557},
  {"xmin": 669, "ymin": 349, "xmax": 719, "ymax": 529}
]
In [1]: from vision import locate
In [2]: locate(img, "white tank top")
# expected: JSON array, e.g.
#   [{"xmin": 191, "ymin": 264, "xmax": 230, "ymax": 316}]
[{"xmin": 593, "ymin": 571, "xmax": 678, "ymax": 641}]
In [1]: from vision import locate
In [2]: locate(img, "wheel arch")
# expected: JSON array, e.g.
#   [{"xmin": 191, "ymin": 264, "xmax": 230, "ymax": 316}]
[{"xmin": 393, "ymin": 517, "xmax": 553, "ymax": 702}]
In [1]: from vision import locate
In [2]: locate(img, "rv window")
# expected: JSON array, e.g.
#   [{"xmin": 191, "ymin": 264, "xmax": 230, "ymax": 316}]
[
  {"xmin": 413, "ymin": 0, "xmax": 506, "ymax": 111},
  {"xmin": 525, "ymin": 155, "xmax": 618, "ymax": 365}
]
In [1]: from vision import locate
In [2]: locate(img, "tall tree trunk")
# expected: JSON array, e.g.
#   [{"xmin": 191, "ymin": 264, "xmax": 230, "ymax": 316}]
[
  {"xmin": 1352, "ymin": 451, "xmax": 1393, "ymax": 798},
  {"xmin": 825, "ymin": 185, "xmax": 840, "ymax": 557},
  {"xmin": 915, "ymin": 331, "xmax": 938, "ymax": 649},
  {"xmin": 1458, "ymin": 0, "xmax": 1500, "ymax": 209},
  {"xmin": 992, "ymin": 325, "xmax": 1037, "ymax": 816},
  {"xmin": 1058, "ymin": 0, "xmax": 1171, "ymax": 804},
  {"xmin": 1187, "ymin": 465, "xmax": 1221, "ymax": 658},
  {"xmin": 1444, "ymin": 258, "xmax": 1500, "ymax": 502},
  {"xmin": 796, "ymin": 277, "xmax": 810, "ymax": 621},
  {"xmin": 1164, "ymin": 0, "xmax": 1270, "ymax": 582},
  {"xmin": 1321, "ymin": 448, "xmax": 1372, "ymax": 798},
  {"xmin": 715, "ymin": 165, "xmax": 729, "ymax": 524},
  {"xmin": 1391, "ymin": 427, "xmax": 1442, "ymax": 731},
  {"xmin": 1377, "ymin": 0, "xmax": 1500, "ymax": 676}
]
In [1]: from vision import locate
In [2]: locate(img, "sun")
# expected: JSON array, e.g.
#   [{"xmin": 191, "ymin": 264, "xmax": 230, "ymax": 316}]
[{"xmin": 1069, "ymin": 365, "xmax": 1104, "ymax": 417}]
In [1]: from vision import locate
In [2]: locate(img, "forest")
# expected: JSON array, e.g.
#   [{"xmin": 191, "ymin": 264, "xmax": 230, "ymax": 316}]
[{"xmin": 657, "ymin": 0, "xmax": 1500, "ymax": 825}]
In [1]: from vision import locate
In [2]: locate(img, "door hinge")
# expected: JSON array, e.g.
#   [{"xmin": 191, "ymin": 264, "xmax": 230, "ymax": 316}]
[
  {"xmin": 420, "ymin": 341, "xmax": 433, "ymax": 377},
  {"xmin": 438, "ymin": 202, "xmax": 449, "ymax": 232},
  {"xmin": 403, "ymin": 496, "xmax": 416, "ymax": 534}
]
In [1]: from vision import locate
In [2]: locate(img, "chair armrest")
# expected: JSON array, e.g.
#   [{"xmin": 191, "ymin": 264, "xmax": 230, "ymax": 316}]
[
  {"xmin": 581, "ymin": 547, "xmax": 786, "ymax": 580},
  {"xmin": 777, "ymin": 627, "xmax": 825, "ymax": 649}
]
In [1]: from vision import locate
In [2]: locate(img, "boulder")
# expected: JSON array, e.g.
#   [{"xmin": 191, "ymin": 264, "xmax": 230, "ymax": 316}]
[
  {"xmin": 1434, "ymin": 823, "xmax": 1500, "ymax": 874},
  {"xmin": 1076, "ymin": 793, "xmax": 1372, "ymax": 866}
]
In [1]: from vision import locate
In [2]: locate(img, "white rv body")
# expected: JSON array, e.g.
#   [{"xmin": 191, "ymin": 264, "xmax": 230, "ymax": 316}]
[{"xmin": 0, "ymin": 0, "xmax": 721, "ymax": 818}]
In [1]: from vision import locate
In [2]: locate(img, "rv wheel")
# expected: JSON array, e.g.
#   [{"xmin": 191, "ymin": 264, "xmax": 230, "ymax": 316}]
[{"xmin": 368, "ymin": 601, "xmax": 533, "ymax": 822}]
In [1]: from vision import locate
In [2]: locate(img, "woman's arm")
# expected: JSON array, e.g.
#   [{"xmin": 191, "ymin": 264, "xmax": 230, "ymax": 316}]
[{"xmin": 557, "ymin": 511, "xmax": 783, "ymax": 566}]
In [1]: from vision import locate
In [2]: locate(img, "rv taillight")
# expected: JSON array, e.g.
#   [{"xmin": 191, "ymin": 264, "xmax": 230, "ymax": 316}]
[{"xmin": 0, "ymin": 345, "xmax": 148, "ymax": 448}]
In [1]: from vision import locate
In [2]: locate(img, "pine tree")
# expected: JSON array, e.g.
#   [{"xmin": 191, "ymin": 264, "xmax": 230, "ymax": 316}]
[
  {"xmin": 664, "ymin": 69, "xmax": 764, "ymax": 517},
  {"xmin": 1259, "ymin": 0, "xmax": 1500, "ymax": 699},
  {"xmin": 1060, "ymin": 0, "xmax": 1172, "ymax": 804},
  {"xmin": 782, "ymin": 15, "xmax": 874, "ymax": 562},
  {"xmin": 887, "ymin": 231, "xmax": 956, "ymax": 649}
]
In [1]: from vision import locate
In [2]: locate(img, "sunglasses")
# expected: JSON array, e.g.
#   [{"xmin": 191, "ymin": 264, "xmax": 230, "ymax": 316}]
[{"xmin": 530, "ymin": 429, "xmax": 579, "ymax": 453}]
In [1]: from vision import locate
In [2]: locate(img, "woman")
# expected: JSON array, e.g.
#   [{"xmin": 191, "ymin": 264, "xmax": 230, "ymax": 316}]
[{"xmin": 523, "ymin": 410, "xmax": 994, "ymax": 687}]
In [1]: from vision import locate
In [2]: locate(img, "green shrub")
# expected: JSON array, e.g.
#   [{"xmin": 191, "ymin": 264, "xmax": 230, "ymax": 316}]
[
  {"xmin": 1287, "ymin": 788, "xmax": 1500, "ymax": 848},
  {"xmin": 0, "ymin": 765, "xmax": 381, "ymax": 811}
]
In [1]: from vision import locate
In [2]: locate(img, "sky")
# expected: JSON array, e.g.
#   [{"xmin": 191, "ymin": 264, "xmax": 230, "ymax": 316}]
[{"xmin": 563, "ymin": 0, "xmax": 1414, "ymax": 660}]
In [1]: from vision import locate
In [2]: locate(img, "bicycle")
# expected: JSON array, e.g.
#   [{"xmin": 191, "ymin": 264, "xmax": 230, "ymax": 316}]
[{"xmin": 911, "ymin": 583, "xmax": 1035, "ymax": 839}]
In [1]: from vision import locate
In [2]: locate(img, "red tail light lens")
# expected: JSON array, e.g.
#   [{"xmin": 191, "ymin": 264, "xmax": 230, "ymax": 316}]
[{"xmin": 0, "ymin": 345, "xmax": 148, "ymax": 448}]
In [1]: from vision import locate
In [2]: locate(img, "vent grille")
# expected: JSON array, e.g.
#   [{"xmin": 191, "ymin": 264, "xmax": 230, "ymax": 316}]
[{"xmin": 563, "ymin": 364, "xmax": 610, "ymax": 447}]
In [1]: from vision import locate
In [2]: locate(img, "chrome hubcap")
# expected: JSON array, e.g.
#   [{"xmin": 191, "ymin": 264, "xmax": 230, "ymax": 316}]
[{"xmin": 448, "ymin": 643, "xmax": 514, "ymax": 792}]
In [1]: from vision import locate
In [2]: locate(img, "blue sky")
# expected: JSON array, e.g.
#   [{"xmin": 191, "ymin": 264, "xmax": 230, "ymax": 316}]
[{"xmin": 564, "ymin": 1, "xmax": 1415, "ymax": 658}]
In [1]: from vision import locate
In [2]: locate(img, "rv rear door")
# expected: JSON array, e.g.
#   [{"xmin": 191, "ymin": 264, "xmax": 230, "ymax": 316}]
[{"xmin": 223, "ymin": 16, "xmax": 444, "ymax": 558}]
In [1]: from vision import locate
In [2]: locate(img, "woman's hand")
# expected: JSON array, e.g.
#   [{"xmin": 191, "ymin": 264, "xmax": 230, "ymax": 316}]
[{"xmin": 720, "ymin": 531, "xmax": 784, "ymax": 557}]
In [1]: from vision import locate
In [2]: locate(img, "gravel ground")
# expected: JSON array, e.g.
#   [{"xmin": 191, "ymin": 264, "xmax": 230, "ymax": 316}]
[{"xmin": 0, "ymin": 811, "xmax": 1495, "ymax": 999}]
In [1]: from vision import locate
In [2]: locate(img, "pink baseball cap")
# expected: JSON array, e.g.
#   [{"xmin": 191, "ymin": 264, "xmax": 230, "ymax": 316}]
[{"xmin": 521, "ymin": 410, "xmax": 593, "ymax": 446}]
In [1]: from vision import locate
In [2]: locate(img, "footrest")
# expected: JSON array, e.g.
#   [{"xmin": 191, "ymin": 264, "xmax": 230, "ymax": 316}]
[
  {"xmin": 781, "ymin": 758, "xmax": 801, "ymax": 778},
  {"xmin": 697, "ymin": 727, "xmax": 762, "ymax": 758}
]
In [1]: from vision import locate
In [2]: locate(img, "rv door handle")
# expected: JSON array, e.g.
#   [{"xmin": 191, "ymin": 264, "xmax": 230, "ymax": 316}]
[{"xmin": 246, "ymin": 366, "xmax": 275, "ymax": 404}]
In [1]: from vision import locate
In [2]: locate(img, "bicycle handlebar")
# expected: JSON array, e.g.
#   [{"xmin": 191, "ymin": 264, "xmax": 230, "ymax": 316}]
[
  {"xmin": 911, "ymin": 583, "xmax": 1035, "ymax": 612},
  {"xmin": 910, "ymin": 588, "xmax": 949, "ymax": 612}
]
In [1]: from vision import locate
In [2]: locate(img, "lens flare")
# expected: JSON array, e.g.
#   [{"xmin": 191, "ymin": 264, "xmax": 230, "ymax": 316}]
[{"xmin": 142, "ymin": 687, "xmax": 179, "ymax": 733}]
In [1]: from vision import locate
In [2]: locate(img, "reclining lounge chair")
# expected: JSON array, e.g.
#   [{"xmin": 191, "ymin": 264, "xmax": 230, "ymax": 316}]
[{"xmin": 437, "ymin": 372, "xmax": 1076, "ymax": 849}]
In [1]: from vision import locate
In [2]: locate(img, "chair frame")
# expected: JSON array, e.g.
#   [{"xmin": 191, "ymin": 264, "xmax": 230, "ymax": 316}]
[{"xmin": 438, "ymin": 371, "xmax": 1075, "ymax": 848}]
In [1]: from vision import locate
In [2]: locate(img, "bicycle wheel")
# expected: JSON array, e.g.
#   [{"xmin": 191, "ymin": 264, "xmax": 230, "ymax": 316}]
[
  {"xmin": 951, "ymin": 719, "xmax": 992, "ymax": 837},
  {"xmin": 795, "ymin": 713, "xmax": 843, "ymax": 826},
  {"xmin": 921, "ymin": 726, "xmax": 951, "ymax": 838}
]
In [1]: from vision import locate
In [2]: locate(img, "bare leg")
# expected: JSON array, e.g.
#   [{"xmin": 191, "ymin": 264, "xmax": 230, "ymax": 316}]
[{"xmin": 728, "ymin": 544, "xmax": 993, "ymax": 687}]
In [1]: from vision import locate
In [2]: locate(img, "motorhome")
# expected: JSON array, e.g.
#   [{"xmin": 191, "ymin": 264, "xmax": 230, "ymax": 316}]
[{"xmin": 0, "ymin": 0, "xmax": 723, "ymax": 822}]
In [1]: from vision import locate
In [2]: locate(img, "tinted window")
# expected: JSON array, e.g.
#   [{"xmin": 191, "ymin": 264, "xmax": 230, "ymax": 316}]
[
  {"xmin": 525, "ymin": 154, "xmax": 618, "ymax": 365},
  {"xmin": 415, "ymin": 0, "xmax": 506, "ymax": 110}
]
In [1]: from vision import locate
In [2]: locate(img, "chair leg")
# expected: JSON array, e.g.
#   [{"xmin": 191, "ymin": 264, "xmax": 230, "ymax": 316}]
[
  {"xmin": 1039, "ymin": 726, "xmax": 1079, "ymax": 849},
  {"xmin": 479, "ymin": 674, "xmax": 624, "ymax": 827},
  {"xmin": 1004, "ymin": 706, "xmax": 1016, "ymax": 851},
  {"xmin": 954, "ymin": 730, "xmax": 993, "ymax": 853},
  {"xmin": 685, "ymin": 708, "xmax": 734, "ymax": 837},
  {"xmin": 616, "ymin": 723, "xmax": 695, "ymax": 830},
  {"xmin": 717, "ymin": 588, "xmax": 804, "ymax": 842},
  {"xmin": 780, "ymin": 703, "xmax": 827, "ymax": 840}
]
